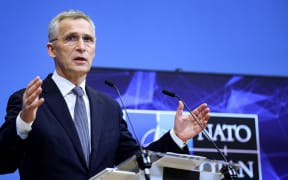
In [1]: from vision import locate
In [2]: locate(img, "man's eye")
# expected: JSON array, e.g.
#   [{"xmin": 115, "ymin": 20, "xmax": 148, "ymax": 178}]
[
  {"xmin": 65, "ymin": 36, "xmax": 78, "ymax": 41},
  {"xmin": 83, "ymin": 36, "xmax": 94, "ymax": 42}
]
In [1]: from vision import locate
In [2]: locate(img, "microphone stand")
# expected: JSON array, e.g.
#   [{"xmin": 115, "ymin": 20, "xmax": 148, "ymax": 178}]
[
  {"xmin": 162, "ymin": 90, "xmax": 238, "ymax": 180},
  {"xmin": 105, "ymin": 80, "xmax": 152, "ymax": 180}
]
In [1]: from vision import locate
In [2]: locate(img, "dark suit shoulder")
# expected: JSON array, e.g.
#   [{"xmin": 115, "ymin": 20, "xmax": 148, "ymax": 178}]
[
  {"xmin": 5, "ymin": 88, "xmax": 26, "ymax": 116},
  {"xmin": 8, "ymin": 88, "xmax": 25, "ymax": 102}
]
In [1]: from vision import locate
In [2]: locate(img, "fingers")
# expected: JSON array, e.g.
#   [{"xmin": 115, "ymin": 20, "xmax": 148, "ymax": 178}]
[
  {"xmin": 21, "ymin": 76, "xmax": 45, "ymax": 123},
  {"xmin": 193, "ymin": 103, "xmax": 207, "ymax": 114},
  {"xmin": 193, "ymin": 103, "xmax": 210, "ymax": 117},
  {"xmin": 191, "ymin": 103, "xmax": 210, "ymax": 127},
  {"xmin": 24, "ymin": 77, "xmax": 42, "ymax": 101},
  {"xmin": 175, "ymin": 100, "xmax": 184, "ymax": 119}
]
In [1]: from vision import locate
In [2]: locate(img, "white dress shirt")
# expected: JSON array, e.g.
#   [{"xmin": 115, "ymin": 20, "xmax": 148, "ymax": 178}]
[{"xmin": 16, "ymin": 71, "xmax": 91, "ymax": 140}]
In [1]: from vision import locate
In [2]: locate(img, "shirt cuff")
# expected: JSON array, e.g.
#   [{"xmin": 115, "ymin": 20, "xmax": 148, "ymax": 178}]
[
  {"xmin": 170, "ymin": 129, "xmax": 187, "ymax": 149},
  {"xmin": 16, "ymin": 112, "xmax": 33, "ymax": 139}
]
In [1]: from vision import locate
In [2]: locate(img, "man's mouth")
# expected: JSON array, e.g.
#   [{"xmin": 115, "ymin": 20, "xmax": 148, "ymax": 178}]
[{"xmin": 74, "ymin": 57, "xmax": 87, "ymax": 62}]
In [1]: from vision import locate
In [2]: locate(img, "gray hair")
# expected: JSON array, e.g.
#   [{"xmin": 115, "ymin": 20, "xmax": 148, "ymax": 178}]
[{"xmin": 48, "ymin": 10, "xmax": 96, "ymax": 41}]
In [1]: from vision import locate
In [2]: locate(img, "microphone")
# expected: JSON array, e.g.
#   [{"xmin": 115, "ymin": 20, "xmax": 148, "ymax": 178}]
[
  {"xmin": 104, "ymin": 80, "xmax": 152, "ymax": 180},
  {"xmin": 162, "ymin": 89, "xmax": 238, "ymax": 180}
]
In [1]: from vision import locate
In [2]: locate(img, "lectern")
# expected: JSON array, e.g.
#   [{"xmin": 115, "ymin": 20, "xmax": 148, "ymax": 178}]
[{"xmin": 89, "ymin": 151, "xmax": 239, "ymax": 180}]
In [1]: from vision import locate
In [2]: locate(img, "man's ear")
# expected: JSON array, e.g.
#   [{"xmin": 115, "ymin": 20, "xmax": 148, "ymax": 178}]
[{"xmin": 47, "ymin": 43, "xmax": 56, "ymax": 58}]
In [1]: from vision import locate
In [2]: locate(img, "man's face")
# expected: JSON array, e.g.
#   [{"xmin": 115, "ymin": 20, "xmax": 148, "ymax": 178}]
[{"xmin": 47, "ymin": 18, "xmax": 96, "ymax": 81}]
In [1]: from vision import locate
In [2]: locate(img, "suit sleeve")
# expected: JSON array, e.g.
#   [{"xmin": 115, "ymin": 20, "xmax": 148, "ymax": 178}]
[
  {"xmin": 145, "ymin": 132, "xmax": 189, "ymax": 154},
  {"xmin": 0, "ymin": 90, "xmax": 27, "ymax": 174}
]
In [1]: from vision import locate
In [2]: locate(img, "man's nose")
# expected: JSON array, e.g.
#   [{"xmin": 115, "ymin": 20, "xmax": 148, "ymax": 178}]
[{"xmin": 75, "ymin": 38, "xmax": 86, "ymax": 49}]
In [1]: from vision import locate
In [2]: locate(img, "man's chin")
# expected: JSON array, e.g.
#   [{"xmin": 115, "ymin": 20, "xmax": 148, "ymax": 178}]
[{"xmin": 74, "ymin": 66, "xmax": 91, "ymax": 73}]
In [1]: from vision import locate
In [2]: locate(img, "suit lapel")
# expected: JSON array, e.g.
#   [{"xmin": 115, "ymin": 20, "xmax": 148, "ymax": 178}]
[
  {"xmin": 41, "ymin": 75, "xmax": 88, "ymax": 169},
  {"xmin": 86, "ymin": 86, "xmax": 104, "ymax": 168}
]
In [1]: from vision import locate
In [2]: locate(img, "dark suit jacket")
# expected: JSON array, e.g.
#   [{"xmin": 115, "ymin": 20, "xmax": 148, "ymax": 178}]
[{"xmin": 0, "ymin": 74, "xmax": 188, "ymax": 180}]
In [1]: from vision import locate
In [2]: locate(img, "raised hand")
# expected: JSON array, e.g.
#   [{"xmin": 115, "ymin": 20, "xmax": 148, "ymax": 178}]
[
  {"xmin": 173, "ymin": 101, "xmax": 210, "ymax": 142},
  {"xmin": 20, "ymin": 76, "xmax": 45, "ymax": 123}
]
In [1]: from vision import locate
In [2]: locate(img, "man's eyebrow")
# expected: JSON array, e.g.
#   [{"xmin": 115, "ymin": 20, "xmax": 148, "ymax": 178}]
[
  {"xmin": 64, "ymin": 32, "xmax": 78, "ymax": 36},
  {"xmin": 63, "ymin": 32, "xmax": 94, "ymax": 37}
]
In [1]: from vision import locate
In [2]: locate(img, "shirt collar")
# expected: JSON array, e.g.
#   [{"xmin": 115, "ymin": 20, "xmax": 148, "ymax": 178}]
[{"xmin": 51, "ymin": 71, "xmax": 87, "ymax": 97}]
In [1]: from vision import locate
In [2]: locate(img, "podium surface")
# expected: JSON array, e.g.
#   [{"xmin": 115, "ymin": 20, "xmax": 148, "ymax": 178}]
[
  {"xmin": 90, "ymin": 151, "xmax": 238, "ymax": 180},
  {"xmin": 89, "ymin": 168, "xmax": 140, "ymax": 180}
]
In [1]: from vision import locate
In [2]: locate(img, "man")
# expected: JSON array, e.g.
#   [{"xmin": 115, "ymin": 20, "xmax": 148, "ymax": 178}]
[{"xmin": 0, "ymin": 10, "xmax": 210, "ymax": 180}]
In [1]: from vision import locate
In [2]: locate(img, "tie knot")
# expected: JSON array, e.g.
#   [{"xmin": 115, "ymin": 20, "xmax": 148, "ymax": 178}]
[{"xmin": 72, "ymin": 86, "xmax": 84, "ymax": 97}]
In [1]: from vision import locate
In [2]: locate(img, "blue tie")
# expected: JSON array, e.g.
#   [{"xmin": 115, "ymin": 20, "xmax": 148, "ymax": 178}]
[{"xmin": 73, "ymin": 86, "xmax": 90, "ymax": 166}]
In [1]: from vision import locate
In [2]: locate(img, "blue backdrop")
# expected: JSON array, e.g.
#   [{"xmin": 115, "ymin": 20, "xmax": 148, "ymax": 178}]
[
  {"xmin": 87, "ymin": 67, "xmax": 287, "ymax": 180},
  {"xmin": 0, "ymin": 0, "xmax": 287, "ymax": 179}
]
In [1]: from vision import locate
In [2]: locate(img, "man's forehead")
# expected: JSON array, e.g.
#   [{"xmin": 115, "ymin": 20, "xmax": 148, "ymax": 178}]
[
  {"xmin": 58, "ymin": 18, "xmax": 94, "ymax": 35},
  {"xmin": 59, "ymin": 18, "xmax": 92, "ymax": 27}
]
